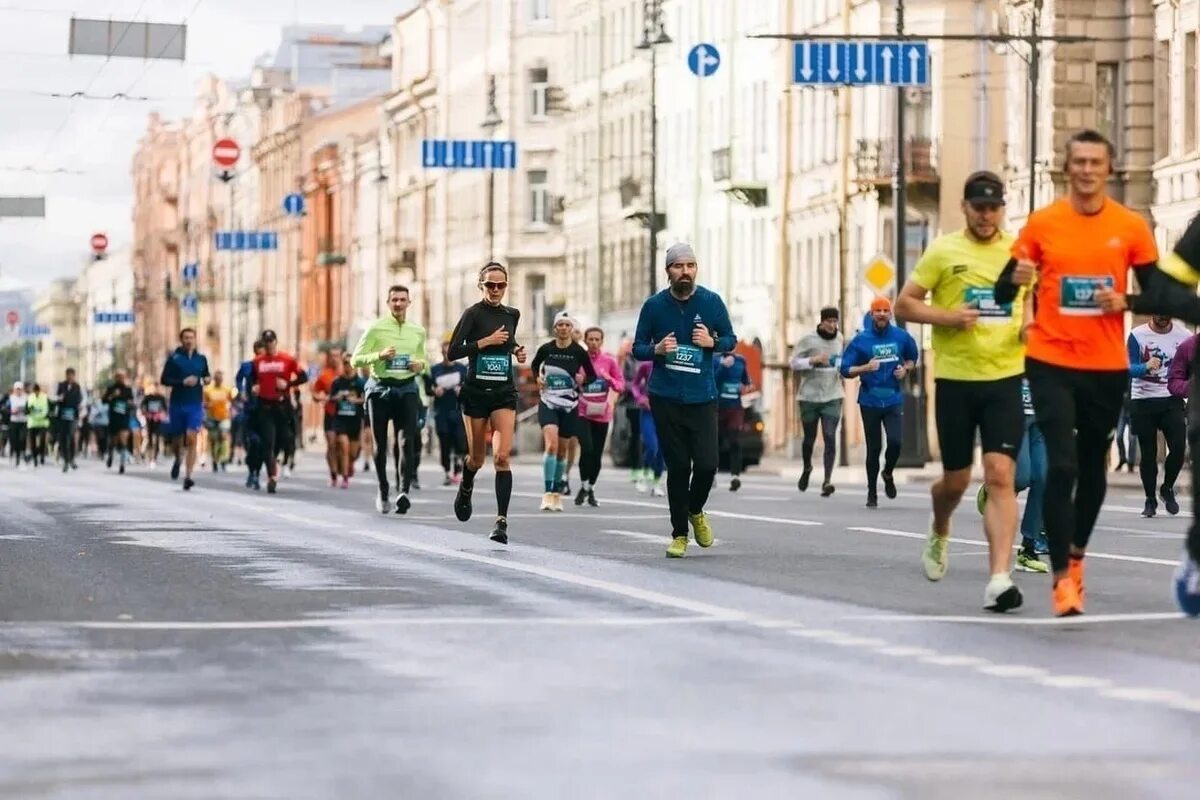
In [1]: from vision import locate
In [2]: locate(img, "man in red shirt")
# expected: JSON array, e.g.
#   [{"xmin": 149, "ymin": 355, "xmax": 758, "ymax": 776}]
[
  {"xmin": 310, "ymin": 348, "xmax": 342, "ymax": 486},
  {"xmin": 251, "ymin": 329, "xmax": 309, "ymax": 494}
]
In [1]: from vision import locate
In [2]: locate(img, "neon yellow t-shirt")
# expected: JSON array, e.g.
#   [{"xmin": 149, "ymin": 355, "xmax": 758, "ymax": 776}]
[{"xmin": 910, "ymin": 229, "xmax": 1025, "ymax": 381}]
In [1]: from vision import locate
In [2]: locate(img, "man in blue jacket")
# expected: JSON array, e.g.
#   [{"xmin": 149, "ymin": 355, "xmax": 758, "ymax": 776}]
[
  {"xmin": 841, "ymin": 296, "xmax": 918, "ymax": 508},
  {"xmin": 633, "ymin": 242, "xmax": 737, "ymax": 558},
  {"xmin": 236, "ymin": 340, "xmax": 265, "ymax": 490},
  {"xmin": 159, "ymin": 327, "xmax": 211, "ymax": 491}
]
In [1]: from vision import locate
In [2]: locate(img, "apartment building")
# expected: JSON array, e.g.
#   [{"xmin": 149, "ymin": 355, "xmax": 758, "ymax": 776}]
[
  {"xmin": 1151, "ymin": 0, "xmax": 1200, "ymax": 249},
  {"xmin": 32, "ymin": 278, "xmax": 83, "ymax": 390},
  {"xmin": 79, "ymin": 246, "xmax": 135, "ymax": 388}
]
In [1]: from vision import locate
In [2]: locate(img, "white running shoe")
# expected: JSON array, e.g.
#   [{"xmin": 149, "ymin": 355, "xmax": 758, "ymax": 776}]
[
  {"xmin": 540, "ymin": 492, "xmax": 555, "ymax": 511},
  {"xmin": 552, "ymin": 493, "xmax": 564, "ymax": 512},
  {"xmin": 635, "ymin": 479, "xmax": 649, "ymax": 494},
  {"xmin": 651, "ymin": 481, "xmax": 666, "ymax": 498}
]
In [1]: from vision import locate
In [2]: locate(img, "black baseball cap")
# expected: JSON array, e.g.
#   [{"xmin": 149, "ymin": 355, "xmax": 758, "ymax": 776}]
[
  {"xmin": 964, "ymin": 171, "xmax": 1005, "ymax": 205},
  {"xmin": 260, "ymin": 329, "xmax": 278, "ymax": 342}
]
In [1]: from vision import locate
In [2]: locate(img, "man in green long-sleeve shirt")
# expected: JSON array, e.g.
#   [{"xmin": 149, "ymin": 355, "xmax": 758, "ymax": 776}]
[{"xmin": 350, "ymin": 284, "xmax": 428, "ymax": 515}]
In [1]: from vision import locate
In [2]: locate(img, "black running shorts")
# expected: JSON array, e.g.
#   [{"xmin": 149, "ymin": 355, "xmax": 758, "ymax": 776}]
[
  {"xmin": 934, "ymin": 375, "xmax": 1025, "ymax": 471},
  {"xmin": 537, "ymin": 403, "xmax": 578, "ymax": 438}
]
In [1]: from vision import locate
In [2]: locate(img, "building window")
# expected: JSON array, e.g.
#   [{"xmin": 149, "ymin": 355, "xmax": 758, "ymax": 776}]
[
  {"xmin": 530, "ymin": 0, "xmax": 550, "ymax": 22},
  {"xmin": 528, "ymin": 169, "xmax": 550, "ymax": 224},
  {"xmin": 1095, "ymin": 63, "xmax": 1121, "ymax": 158},
  {"xmin": 529, "ymin": 67, "xmax": 548, "ymax": 119},
  {"xmin": 1187, "ymin": 34, "xmax": 1197, "ymax": 153}
]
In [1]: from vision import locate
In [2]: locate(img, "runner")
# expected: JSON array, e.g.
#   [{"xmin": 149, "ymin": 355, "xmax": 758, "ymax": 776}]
[
  {"xmin": 26, "ymin": 383, "xmax": 49, "ymax": 467},
  {"xmin": 789, "ymin": 307, "xmax": 845, "ymax": 497},
  {"xmin": 1126, "ymin": 316, "xmax": 1189, "ymax": 518},
  {"xmin": 532, "ymin": 311, "xmax": 597, "ymax": 511},
  {"xmin": 250, "ymin": 330, "xmax": 308, "ymax": 494},
  {"xmin": 54, "ymin": 368, "xmax": 83, "ymax": 473},
  {"xmin": 91, "ymin": 393, "xmax": 110, "ymax": 464},
  {"xmin": 632, "ymin": 243, "xmax": 737, "ymax": 558},
  {"xmin": 330, "ymin": 353, "xmax": 367, "ymax": 487},
  {"xmin": 7, "ymin": 382, "xmax": 27, "ymax": 468},
  {"xmin": 430, "ymin": 333, "xmax": 469, "ymax": 486},
  {"xmin": 575, "ymin": 326, "xmax": 625, "ymax": 507},
  {"xmin": 350, "ymin": 284, "xmax": 428, "ymax": 514},
  {"xmin": 102, "ymin": 369, "xmax": 135, "ymax": 475},
  {"xmin": 630, "ymin": 359, "xmax": 665, "ymax": 497},
  {"xmin": 995, "ymin": 129, "xmax": 1159, "ymax": 616},
  {"xmin": 713, "ymin": 349, "xmax": 753, "ymax": 492},
  {"xmin": 560, "ymin": 327, "xmax": 587, "ymax": 496},
  {"xmin": 203, "ymin": 371, "xmax": 235, "ymax": 473},
  {"xmin": 160, "ymin": 328, "xmax": 211, "ymax": 491},
  {"xmin": 141, "ymin": 383, "xmax": 168, "ymax": 468},
  {"xmin": 446, "ymin": 262, "xmax": 527, "ymax": 544},
  {"xmin": 310, "ymin": 348, "xmax": 341, "ymax": 486},
  {"xmin": 236, "ymin": 341, "xmax": 266, "ymax": 489},
  {"xmin": 894, "ymin": 170, "xmax": 1024, "ymax": 611},
  {"xmin": 840, "ymin": 297, "xmax": 918, "ymax": 508},
  {"xmin": 617, "ymin": 340, "xmax": 645, "ymax": 488}
]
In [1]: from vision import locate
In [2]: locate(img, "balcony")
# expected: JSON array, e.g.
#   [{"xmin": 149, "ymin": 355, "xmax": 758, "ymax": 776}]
[
  {"xmin": 855, "ymin": 137, "xmax": 939, "ymax": 185},
  {"xmin": 317, "ymin": 238, "xmax": 347, "ymax": 267},
  {"xmin": 712, "ymin": 146, "xmax": 768, "ymax": 208}
]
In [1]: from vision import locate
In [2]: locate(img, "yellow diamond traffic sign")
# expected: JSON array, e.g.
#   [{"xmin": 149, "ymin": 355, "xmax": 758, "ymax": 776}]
[{"xmin": 862, "ymin": 254, "xmax": 895, "ymax": 294}]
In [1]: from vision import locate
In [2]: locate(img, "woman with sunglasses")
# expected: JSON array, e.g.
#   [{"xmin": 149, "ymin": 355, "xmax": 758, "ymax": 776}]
[{"xmin": 446, "ymin": 262, "xmax": 527, "ymax": 544}]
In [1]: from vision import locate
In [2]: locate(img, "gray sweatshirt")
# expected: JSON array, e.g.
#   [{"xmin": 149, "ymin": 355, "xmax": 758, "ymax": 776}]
[{"xmin": 789, "ymin": 330, "xmax": 845, "ymax": 403}]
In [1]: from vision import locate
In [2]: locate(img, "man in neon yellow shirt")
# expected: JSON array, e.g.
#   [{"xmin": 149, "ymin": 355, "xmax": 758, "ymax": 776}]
[
  {"xmin": 894, "ymin": 171, "xmax": 1025, "ymax": 613},
  {"xmin": 350, "ymin": 284, "xmax": 428, "ymax": 515}
]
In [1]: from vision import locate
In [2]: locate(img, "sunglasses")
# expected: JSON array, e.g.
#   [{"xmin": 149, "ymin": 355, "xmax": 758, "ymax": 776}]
[{"xmin": 483, "ymin": 281, "xmax": 508, "ymax": 291}]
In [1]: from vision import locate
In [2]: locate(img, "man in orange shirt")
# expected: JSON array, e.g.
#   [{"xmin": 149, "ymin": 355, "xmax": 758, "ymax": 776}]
[
  {"xmin": 310, "ymin": 348, "xmax": 341, "ymax": 486},
  {"xmin": 995, "ymin": 129, "xmax": 1158, "ymax": 616}
]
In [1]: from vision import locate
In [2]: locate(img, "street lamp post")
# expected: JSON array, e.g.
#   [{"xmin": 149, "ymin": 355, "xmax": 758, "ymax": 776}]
[
  {"xmin": 482, "ymin": 74, "xmax": 503, "ymax": 264},
  {"xmin": 637, "ymin": 0, "xmax": 671, "ymax": 298}
]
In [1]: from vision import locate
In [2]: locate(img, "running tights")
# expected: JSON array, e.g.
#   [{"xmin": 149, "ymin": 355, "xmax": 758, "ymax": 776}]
[
  {"xmin": 650, "ymin": 398, "xmax": 718, "ymax": 538},
  {"xmin": 859, "ymin": 405, "xmax": 901, "ymax": 493},
  {"xmin": 57, "ymin": 420, "xmax": 77, "ymax": 467},
  {"xmin": 1025, "ymin": 359, "xmax": 1127, "ymax": 574},
  {"xmin": 1130, "ymin": 398, "xmax": 1186, "ymax": 502},
  {"xmin": 1187, "ymin": 346, "xmax": 1200, "ymax": 563},
  {"xmin": 29, "ymin": 428, "xmax": 46, "ymax": 465},
  {"xmin": 437, "ymin": 421, "xmax": 467, "ymax": 475},
  {"xmin": 9, "ymin": 422, "xmax": 26, "ymax": 464},
  {"xmin": 577, "ymin": 418, "xmax": 610, "ymax": 486},
  {"xmin": 257, "ymin": 402, "xmax": 293, "ymax": 480},
  {"xmin": 367, "ymin": 389, "xmax": 420, "ymax": 495},
  {"xmin": 802, "ymin": 415, "xmax": 840, "ymax": 485}
]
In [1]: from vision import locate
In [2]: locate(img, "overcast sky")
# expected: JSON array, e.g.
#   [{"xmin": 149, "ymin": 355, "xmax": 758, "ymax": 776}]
[{"xmin": 0, "ymin": 0, "xmax": 406, "ymax": 291}]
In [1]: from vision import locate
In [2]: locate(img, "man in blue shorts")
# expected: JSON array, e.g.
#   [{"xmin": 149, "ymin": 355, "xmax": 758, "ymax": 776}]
[{"xmin": 160, "ymin": 327, "xmax": 211, "ymax": 491}]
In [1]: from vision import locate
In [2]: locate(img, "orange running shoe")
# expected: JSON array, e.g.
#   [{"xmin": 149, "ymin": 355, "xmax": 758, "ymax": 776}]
[
  {"xmin": 1068, "ymin": 556, "xmax": 1086, "ymax": 603},
  {"xmin": 1053, "ymin": 578, "xmax": 1084, "ymax": 617}
]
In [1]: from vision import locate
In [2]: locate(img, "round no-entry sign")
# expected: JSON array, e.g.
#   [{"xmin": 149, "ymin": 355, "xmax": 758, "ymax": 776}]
[
  {"xmin": 212, "ymin": 138, "xmax": 241, "ymax": 168},
  {"xmin": 90, "ymin": 232, "xmax": 108, "ymax": 253},
  {"xmin": 5, "ymin": 310, "xmax": 18, "ymax": 327}
]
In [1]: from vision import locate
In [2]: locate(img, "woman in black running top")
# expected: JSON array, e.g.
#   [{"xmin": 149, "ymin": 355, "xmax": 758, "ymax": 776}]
[{"xmin": 446, "ymin": 262, "xmax": 527, "ymax": 544}]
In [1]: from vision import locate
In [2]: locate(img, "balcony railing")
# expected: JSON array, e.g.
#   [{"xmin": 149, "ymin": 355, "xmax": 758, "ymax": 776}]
[{"xmin": 854, "ymin": 137, "xmax": 939, "ymax": 184}]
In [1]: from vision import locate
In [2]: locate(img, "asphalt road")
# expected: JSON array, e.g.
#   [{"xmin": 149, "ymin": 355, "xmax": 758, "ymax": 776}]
[{"xmin": 2, "ymin": 448, "xmax": 1200, "ymax": 799}]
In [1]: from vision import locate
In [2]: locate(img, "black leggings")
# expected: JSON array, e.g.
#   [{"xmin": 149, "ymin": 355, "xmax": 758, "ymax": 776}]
[
  {"xmin": 577, "ymin": 418, "xmax": 610, "ymax": 485},
  {"xmin": 623, "ymin": 404, "xmax": 642, "ymax": 470},
  {"xmin": 1130, "ymin": 397, "xmax": 1187, "ymax": 501},
  {"xmin": 1187, "ymin": 345, "xmax": 1200, "ymax": 562},
  {"xmin": 1026, "ymin": 358, "xmax": 1127, "ymax": 574},
  {"xmin": 649, "ymin": 398, "xmax": 718, "ymax": 537},
  {"xmin": 368, "ymin": 389, "xmax": 420, "ymax": 494},
  {"xmin": 29, "ymin": 428, "xmax": 47, "ymax": 465},
  {"xmin": 802, "ymin": 414, "xmax": 841, "ymax": 484},
  {"xmin": 437, "ymin": 420, "xmax": 467, "ymax": 474},
  {"xmin": 859, "ymin": 405, "xmax": 901, "ymax": 492},
  {"xmin": 57, "ymin": 420, "xmax": 78, "ymax": 466},
  {"xmin": 9, "ymin": 422, "xmax": 26, "ymax": 463},
  {"xmin": 257, "ymin": 402, "xmax": 293, "ymax": 480}
]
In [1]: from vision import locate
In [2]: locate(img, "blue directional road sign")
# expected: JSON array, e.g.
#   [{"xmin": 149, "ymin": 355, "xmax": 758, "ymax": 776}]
[
  {"xmin": 687, "ymin": 43, "xmax": 720, "ymax": 77},
  {"xmin": 283, "ymin": 192, "xmax": 305, "ymax": 216},
  {"xmin": 182, "ymin": 262, "xmax": 199, "ymax": 282},
  {"xmin": 793, "ymin": 40, "xmax": 929, "ymax": 87},
  {"xmin": 19, "ymin": 323, "xmax": 50, "ymax": 338},
  {"xmin": 180, "ymin": 293, "xmax": 199, "ymax": 314},
  {"xmin": 422, "ymin": 139, "xmax": 517, "ymax": 170},
  {"xmin": 94, "ymin": 311, "xmax": 135, "ymax": 324},
  {"xmin": 214, "ymin": 231, "xmax": 280, "ymax": 251}
]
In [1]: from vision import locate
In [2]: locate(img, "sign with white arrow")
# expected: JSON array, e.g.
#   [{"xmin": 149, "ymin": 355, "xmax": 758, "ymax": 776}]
[
  {"xmin": 421, "ymin": 139, "xmax": 518, "ymax": 170},
  {"xmin": 687, "ymin": 43, "xmax": 720, "ymax": 77},
  {"xmin": 793, "ymin": 40, "xmax": 929, "ymax": 87}
]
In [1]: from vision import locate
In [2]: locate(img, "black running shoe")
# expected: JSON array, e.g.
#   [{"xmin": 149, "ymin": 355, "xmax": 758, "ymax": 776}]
[
  {"xmin": 798, "ymin": 466, "xmax": 812, "ymax": 493},
  {"xmin": 1142, "ymin": 499, "xmax": 1157, "ymax": 518},
  {"xmin": 395, "ymin": 493, "xmax": 411, "ymax": 515},
  {"xmin": 866, "ymin": 491, "xmax": 878, "ymax": 509},
  {"xmin": 170, "ymin": 459, "xmax": 181, "ymax": 480},
  {"xmin": 730, "ymin": 477, "xmax": 741, "ymax": 492},
  {"xmin": 212, "ymin": 462, "xmax": 218, "ymax": 473},
  {"xmin": 882, "ymin": 471, "xmax": 897, "ymax": 500},
  {"xmin": 267, "ymin": 479, "xmax": 277, "ymax": 495},
  {"xmin": 1162, "ymin": 485, "xmax": 1181, "ymax": 516},
  {"xmin": 442, "ymin": 475, "xmax": 453, "ymax": 487},
  {"xmin": 490, "ymin": 517, "xmax": 508, "ymax": 544},
  {"xmin": 183, "ymin": 477, "xmax": 195, "ymax": 491},
  {"xmin": 118, "ymin": 463, "xmax": 125, "ymax": 475},
  {"xmin": 821, "ymin": 483, "xmax": 835, "ymax": 497},
  {"xmin": 561, "ymin": 480, "xmax": 571, "ymax": 496},
  {"xmin": 412, "ymin": 477, "xmax": 421, "ymax": 491},
  {"xmin": 586, "ymin": 489, "xmax": 598, "ymax": 508},
  {"xmin": 454, "ymin": 485, "xmax": 473, "ymax": 522},
  {"xmin": 574, "ymin": 487, "xmax": 588, "ymax": 506}
]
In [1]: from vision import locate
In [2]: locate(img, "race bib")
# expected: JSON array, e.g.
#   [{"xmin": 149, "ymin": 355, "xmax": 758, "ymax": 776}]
[
  {"xmin": 583, "ymin": 379, "xmax": 607, "ymax": 395},
  {"xmin": 871, "ymin": 343, "xmax": 899, "ymax": 363},
  {"xmin": 720, "ymin": 381, "xmax": 742, "ymax": 400},
  {"xmin": 337, "ymin": 399, "xmax": 357, "ymax": 416},
  {"xmin": 1060, "ymin": 275, "xmax": 1114, "ymax": 316},
  {"xmin": 964, "ymin": 286, "xmax": 1012, "ymax": 322},
  {"xmin": 1021, "ymin": 379, "xmax": 1034, "ymax": 416},
  {"xmin": 147, "ymin": 401, "xmax": 162, "ymax": 413},
  {"xmin": 60, "ymin": 407, "xmax": 76, "ymax": 421},
  {"xmin": 665, "ymin": 344, "xmax": 703, "ymax": 374},
  {"xmin": 111, "ymin": 400, "xmax": 127, "ymax": 415},
  {"xmin": 476, "ymin": 353, "xmax": 510, "ymax": 382},
  {"xmin": 387, "ymin": 354, "xmax": 411, "ymax": 371}
]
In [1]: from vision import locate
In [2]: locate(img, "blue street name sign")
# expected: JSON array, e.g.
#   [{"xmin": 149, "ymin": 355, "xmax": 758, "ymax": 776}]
[
  {"xmin": 421, "ymin": 139, "xmax": 518, "ymax": 170},
  {"xmin": 180, "ymin": 293, "xmax": 199, "ymax": 314},
  {"xmin": 214, "ymin": 231, "xmax": 280, "ymax": 251},
  {"xmin": 19, "ymin": 324, "xmax": 50, "ymax": 338},
  {"xmin": 182, "ymin": 262, "xmax": 199, "ymax": 282},
  {"xmin": 283, "ymin": 193, "xmax": 305, "ymax": 216},
  {"xmin": 793, "ymin": 40, "xmax": 929, "ymax": 87},
  {"xmin": 687, "ymin": 43, "xmax": 720, "ymax": 77},
  {"xmin": 93, "ymin": 311, "xmax": 135, "ymax": 324}
]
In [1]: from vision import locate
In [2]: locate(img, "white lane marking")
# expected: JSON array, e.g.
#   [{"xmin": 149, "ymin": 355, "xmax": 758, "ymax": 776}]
[
  {"xmin": 1036, "ymin": 675, "xmax": 1114, "ymax": 690},
  {"xmin": 919, "ymin": 654, "xmax": 989, "ymax": 667},
  {"xmin": 1098, "ymin": 686, "xmax": 1195, "ymax": 704},
  {"xmin": 873, "ymin": 645, "xmax": 938, "ymax": 658},
  {"xmin": 512, "ymin": 492, "xmax": 823, "ymax": 526},
  {"xmin": 850, "ymin": 526, "xmax": 939, "ymax": 543},
  {"xmin": 602, "ymin": 529, "xmax": 667, "ymax": 544},
  {"xmin": 826, "ymin": 636, "xmax": 889, "ymax": 648},
  {"xmin": 974, "ymin": 664, "xmax": 1049, "ymax": 679},
  {"xmin": 13, "ymin": 615, "xmax": 729, "ymax": 631},
  {"xmin": 850, "ymin": 527, "xmax": 1179, "ymax": 567},
  {"xmin": 847, "ymin": 612, "xmax": 1186, "ymax": 626}
]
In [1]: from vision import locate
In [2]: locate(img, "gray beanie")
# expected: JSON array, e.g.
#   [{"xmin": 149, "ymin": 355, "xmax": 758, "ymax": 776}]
[{"xmin": 664, "ymin": 242, "xmax": 696, "ymax": 268}]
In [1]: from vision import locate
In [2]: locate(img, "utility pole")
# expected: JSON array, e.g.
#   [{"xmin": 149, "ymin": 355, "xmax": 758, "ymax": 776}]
[
  {"xmin": 638, "ymin": 0, "xmax": 671, "ymax": 297},
  {"xmin": 1028, "ymin": 0, "xmax": 1043, "ymax": 218},
  {"xmin": 482, "ymin": 74, "xmax": 502, "ymax": 264},
  {"xmin": 894, "ymin": 0, "xmax": 907, "ymax": 295}
]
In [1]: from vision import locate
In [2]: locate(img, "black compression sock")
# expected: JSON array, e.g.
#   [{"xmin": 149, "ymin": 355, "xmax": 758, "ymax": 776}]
[
  {"xmin": 461, "ymin": 465, "xmax": 478, "ymax": 491},
  {"xmin": 496, "ymin": 470, "xmax": 513, "ymax": 517}
]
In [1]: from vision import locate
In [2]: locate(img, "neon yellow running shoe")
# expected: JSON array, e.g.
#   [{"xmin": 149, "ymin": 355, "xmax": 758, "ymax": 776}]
[
  {"xmin": 689, "ymin": 512, "xmax": 715, "ymax": 548},
  {"xmin": 666, "ymin": 536, "xmax": 688, "ymax": 558},
  {"xmin": 922, "ymin": 523, "xmax": 949, "ymax": 581},
  {"xmin": 975, "ymin": 485, "xmax": 988, "ymax": 516}
]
